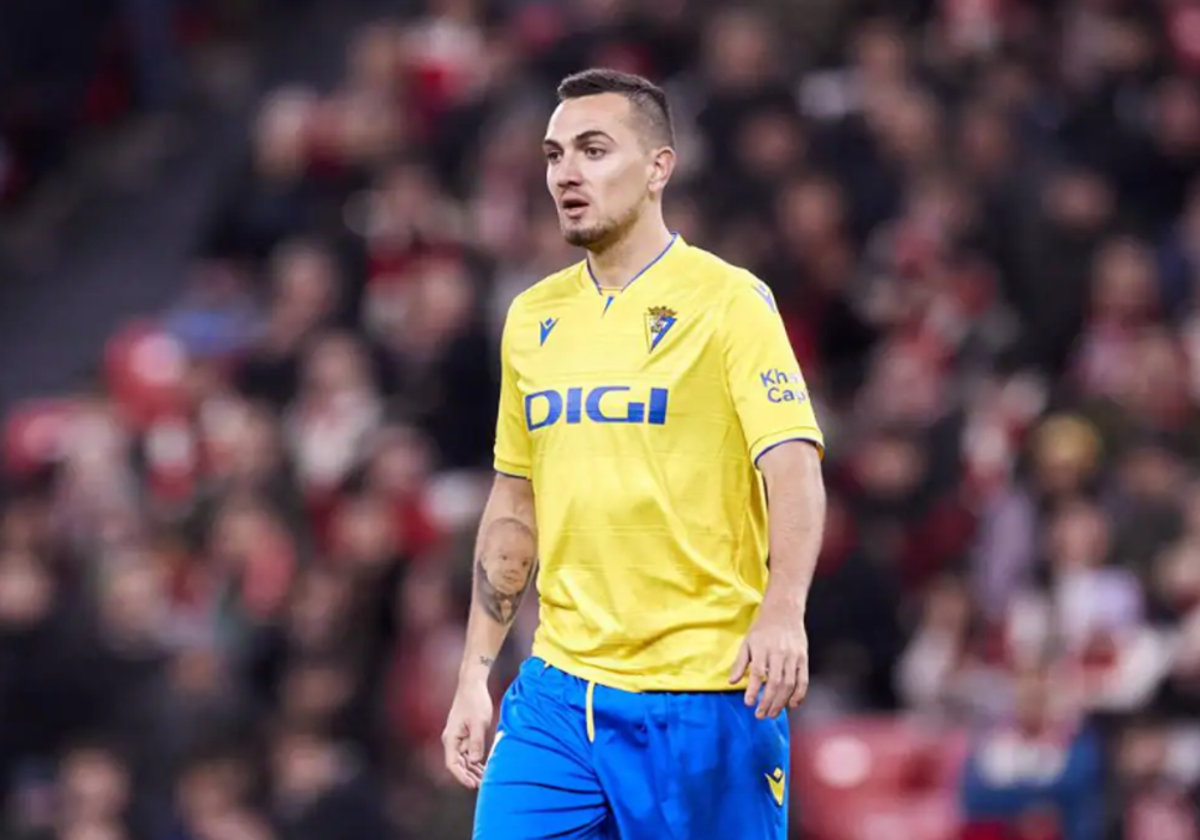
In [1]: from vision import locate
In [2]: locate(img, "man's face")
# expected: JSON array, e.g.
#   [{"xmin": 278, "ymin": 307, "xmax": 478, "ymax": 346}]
[{"xmin": 544, "ymin": 93, "xmax": 658, "ymax": 249}]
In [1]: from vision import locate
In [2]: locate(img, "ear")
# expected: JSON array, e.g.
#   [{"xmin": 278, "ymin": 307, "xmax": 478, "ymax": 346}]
[{"xmin": 648, "ymin": 146, "xmax": 676, "ymax": 196}]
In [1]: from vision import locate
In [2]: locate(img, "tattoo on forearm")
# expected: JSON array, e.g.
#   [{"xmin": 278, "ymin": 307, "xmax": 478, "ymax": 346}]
[
  {"xmin": 475, "ymin": 517, "xmax": 538, "ymax": 626},
  {"xmin": 475, "ymin": 557, "xmax": 536, "ymax": 624},
  {"xmin": 480, "ymin": 655, "xmax": 495, "ymax": 668}
]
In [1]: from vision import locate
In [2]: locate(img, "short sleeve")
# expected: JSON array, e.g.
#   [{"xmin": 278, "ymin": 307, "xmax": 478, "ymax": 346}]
[
  {"xmin": 493, "ymin": 305, "xmax": 532, "ymax": 478},
  {"xmin": 721, "ymin": 276, "xmax": 825, "ymax": 466}
]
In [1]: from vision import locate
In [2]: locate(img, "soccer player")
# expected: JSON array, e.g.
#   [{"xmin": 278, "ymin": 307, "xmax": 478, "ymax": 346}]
[{"xmin": 442, "ymin": 68, "xmax": 827, "ymax": 840}]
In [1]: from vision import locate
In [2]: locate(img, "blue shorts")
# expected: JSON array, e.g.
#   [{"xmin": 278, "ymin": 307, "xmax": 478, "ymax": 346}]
[{"xmin": 473, "ymin": 658, "xmax": 790, "ymax": 840}]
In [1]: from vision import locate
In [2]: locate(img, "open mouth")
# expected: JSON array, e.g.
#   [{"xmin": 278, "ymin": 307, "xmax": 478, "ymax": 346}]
[{"xmin": 561, "ymin": 197, "xmax": 589, "ymax": 219}]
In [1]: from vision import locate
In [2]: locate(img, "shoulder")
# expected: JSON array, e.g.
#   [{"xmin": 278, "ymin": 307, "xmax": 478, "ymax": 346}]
[
  {"xmin": 499, "ymin": 261, "xmax": 584, "ymax": 358},
  {"xmin": 676, "ymin": 245, "xmax": 781, "ymax": 331},
  {"xmin": 505, "ymin": 261, "xmax": 586, "ymax": 321},
  {"xmin": 677, "ymin": 244, "xmax": 777, "ymax": 308}
]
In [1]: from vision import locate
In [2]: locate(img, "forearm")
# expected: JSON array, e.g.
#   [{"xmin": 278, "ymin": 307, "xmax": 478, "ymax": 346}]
[
  {"xmin": 460, "ymin": 475, "xmax": 538, "ymax": 682},
  {"xmin": 760, "ymin": 442, "xmax": 826, "ymax": 613}
]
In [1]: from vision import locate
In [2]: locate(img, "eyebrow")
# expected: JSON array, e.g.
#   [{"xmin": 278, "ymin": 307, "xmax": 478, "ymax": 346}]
[{"xmin": 542, "ymin": 130, "xmax": 615, "ymax": 149}]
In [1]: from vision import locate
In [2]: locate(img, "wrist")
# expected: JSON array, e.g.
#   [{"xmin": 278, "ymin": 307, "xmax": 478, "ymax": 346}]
[
  {"xmin": 763, "ymin": 580, "xmax": 808, "ymax": 613},
  {"xmin": 459, "ymin": 654, "xmax": 496, "ymax": 683}
]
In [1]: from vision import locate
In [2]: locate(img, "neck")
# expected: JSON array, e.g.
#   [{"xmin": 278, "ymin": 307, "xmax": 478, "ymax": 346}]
[{"xmin": 586, "ymin": 213, "xmax": 674, "ymax": 291}]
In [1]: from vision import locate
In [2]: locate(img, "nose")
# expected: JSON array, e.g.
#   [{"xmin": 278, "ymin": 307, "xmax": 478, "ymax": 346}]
[{"xmin": 555, "ymin": 157, "xmax": 582, "ymax": 190}]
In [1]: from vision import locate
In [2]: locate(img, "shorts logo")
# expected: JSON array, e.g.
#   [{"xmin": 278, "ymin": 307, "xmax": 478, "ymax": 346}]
[
  {"xmin": 644, "ymin": 305, "xmax": 677, "ymax": 352},
  {"xmin": 766, "ymin": 767, "xmax": 786, "ymax": 806},
  {"xmin": 759, "ymin": 368, "xmax": 808, "ymax": 404}
]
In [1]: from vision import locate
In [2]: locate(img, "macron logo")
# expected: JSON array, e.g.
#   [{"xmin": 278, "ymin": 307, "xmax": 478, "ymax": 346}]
[
  {"xmin": 539, "ymin": 317, "xmax": 559, "ymax": 346},
  {"xmin": 766, "ymin": 767, "xmax": 785, "ymax": 806},
  {"xmin": 753, "ymin": 282, "xmax": 778, "ymax": 313}
]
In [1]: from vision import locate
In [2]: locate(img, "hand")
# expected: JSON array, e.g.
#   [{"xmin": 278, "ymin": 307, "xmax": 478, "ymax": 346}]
[
  {"xmin": 441, "ymin": 676, "xmax": 495, "ymax": 789},
  {"xmin": 728, "ymin": 598, "xmax": 809, "ymax": 719}
]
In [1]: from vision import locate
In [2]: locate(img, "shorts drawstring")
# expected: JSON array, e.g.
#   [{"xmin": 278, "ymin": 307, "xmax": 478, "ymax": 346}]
[{"xmin": 585, "ymin": 681, "xmax": 596, "ymax": 743}]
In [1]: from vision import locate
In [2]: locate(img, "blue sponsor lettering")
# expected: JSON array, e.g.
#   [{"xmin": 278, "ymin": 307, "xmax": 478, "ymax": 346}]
[
  {"xmin": 758, "ymin": 368, "xmax": 802, "ymax": 387},
  {"xmin": 767, "ymin": 386, "xmax": 808, "ymax": 404},
  {"xmin": 759, "ymin": 368, "xmax": 807, "ymax": 403},
  {"xmin": 525, "ymin": 390, "xmax": 563, "ymax": 430},
  {"xmin": 525, "ymin": 386, "xmax": 669, "ymax": 430}
]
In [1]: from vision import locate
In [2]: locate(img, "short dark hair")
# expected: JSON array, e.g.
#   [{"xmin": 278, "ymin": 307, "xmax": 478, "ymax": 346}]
[{"xmin": 557, "ymin": 68, "xmax": 675, "ymax": 148}]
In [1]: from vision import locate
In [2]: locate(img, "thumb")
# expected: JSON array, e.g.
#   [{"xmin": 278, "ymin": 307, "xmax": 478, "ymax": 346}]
[{"xmin": 729, "ymin": 641, "xmax": 750, "ymax": 685}]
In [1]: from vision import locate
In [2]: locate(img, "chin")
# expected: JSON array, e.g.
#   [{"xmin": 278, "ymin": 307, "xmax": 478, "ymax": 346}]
[{"xmin": 563, "ymin": 223, "xmax": 611, "ymax": 249}]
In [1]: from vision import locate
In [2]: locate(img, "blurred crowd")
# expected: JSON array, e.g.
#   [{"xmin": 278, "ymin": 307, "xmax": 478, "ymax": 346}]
[
  {"xmin": 0, "ymin": 0, "xmax": 295, "ymax": 210},
  {"xmin": 4, "ymin": 0, "xmax": 1200, "ymax": 838}
]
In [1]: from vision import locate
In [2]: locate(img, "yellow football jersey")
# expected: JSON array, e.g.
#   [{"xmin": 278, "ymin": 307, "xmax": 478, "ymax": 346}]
[{"xmin": 494, "ymin": 235, "xmax": 824, "ymax": 691}]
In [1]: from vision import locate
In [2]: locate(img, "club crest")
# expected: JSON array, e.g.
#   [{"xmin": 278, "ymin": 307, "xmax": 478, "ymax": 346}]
[{"xmin": 645, "ymin": 305, "xmax": 677, "ymax": 352}]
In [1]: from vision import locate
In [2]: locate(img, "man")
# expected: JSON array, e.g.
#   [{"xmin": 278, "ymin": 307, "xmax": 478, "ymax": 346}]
[
  {"xmin": 442, "ymin": 68, "xmax": 827, "ymax": 840},
  {"xmin": 960, "ymin": 663, "xmax": 1105, "ymax": 840}
]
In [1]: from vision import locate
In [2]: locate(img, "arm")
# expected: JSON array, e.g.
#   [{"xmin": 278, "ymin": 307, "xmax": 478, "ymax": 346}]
[
  {"xmin": 473, "ymin": 301, "xmax": 538, "ymax": 664},
  {"xmin": 757, "ymin": 441, "xmax": 825, "ymax": 616},
  {"xmin": 720, "ymin": 275, "xmax": 827, "ymax": 718},
  {"xmin": 443, "ymin": 302, "xmax": 535, "ymax": 788},
  {"xmin": 737, "ymin": 440, "xmax": 825, "ymax": 717},
  {"xmin": 459, "ymin": 473, "xmax": 538, "ymax": 685}
]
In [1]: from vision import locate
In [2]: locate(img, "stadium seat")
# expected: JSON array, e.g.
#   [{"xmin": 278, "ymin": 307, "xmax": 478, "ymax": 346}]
[{"xmin": 792, "ymin": 717, "xmax": 968, "ymax": 840}]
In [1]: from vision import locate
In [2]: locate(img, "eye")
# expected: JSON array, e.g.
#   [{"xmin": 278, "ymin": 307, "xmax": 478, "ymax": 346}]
[
  {"xmin": 545, "ymin": 149, "xmax": 562, "ymax": 164},
  {"xmin": 584, "ymin": 147, "xmax": 605, "ymax": 159}
]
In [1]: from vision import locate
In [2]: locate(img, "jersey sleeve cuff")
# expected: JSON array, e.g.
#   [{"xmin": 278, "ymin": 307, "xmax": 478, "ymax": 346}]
[
  {"xmin": 493, "ymin": 457, "xmax": 531, "ymax": 479},
  {"xmin": 750, "ymin": 428, "xmax": 825, "ymax": 467}
]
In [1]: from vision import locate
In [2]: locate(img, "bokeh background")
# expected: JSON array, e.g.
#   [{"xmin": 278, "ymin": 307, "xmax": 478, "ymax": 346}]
[{"xmin": 3, "ymin": 0, "xmax": 1200, "ymax": 838}]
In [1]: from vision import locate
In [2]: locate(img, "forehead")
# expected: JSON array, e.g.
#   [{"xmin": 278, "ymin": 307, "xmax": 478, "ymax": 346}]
[
  {"xmin": 488, "ymin": 518, "xmax": 534, "ymax": 543},
  {"xmin": 545, "ymin": 93, "xmax": 639, "ymax": 144}
]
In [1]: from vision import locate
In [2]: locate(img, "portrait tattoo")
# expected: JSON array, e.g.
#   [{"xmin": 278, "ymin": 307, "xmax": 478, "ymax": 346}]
[{"xmin": 476, "ymin": 517, "xmax": 538, "ymax": 625}]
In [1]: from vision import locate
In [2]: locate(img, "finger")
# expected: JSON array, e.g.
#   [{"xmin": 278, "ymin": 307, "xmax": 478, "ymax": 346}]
[
  {"xmin": 788, "ymin": 660, "xmax": 809, "ymax": 708},
  {"xmin": 744, "ymin": 652, "xmax": 768, "ymax": 707},
  {"xmin": 466, "ymin": 721, "xmax": 486, "ymax": 764},
  {"xmin": 729, "ymin": 641, "xmax": 750, "ymax": 685},
  {"xmin": 447, "ymin": 754, "xmax": 477, "ymax": 788},
  {"xmin": 462, "ymin": 754, "xmax": 485, "ymax": 788},
  {"xmin": 442, "ymin": 723, "xmax": 463, "ymax": 773},
  {"xmin": 754, "ymin": 651, "xmax": 782, "ymax": 718},
  {"xmin": 757, "ymin": 651, "xmax": 793, "ymax": 719},
  {"xmin": 769, "ymin": 653, "xmax": 800, "ymax": 718}
]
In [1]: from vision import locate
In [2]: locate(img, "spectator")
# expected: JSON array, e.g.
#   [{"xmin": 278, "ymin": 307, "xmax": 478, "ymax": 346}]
[{"xmin": 960, "ymin": 664, "xmax": 1105, "ymax": 840}]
